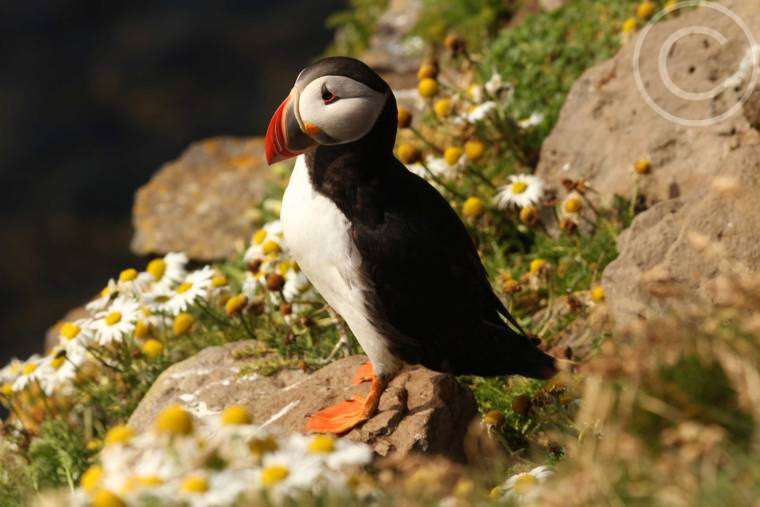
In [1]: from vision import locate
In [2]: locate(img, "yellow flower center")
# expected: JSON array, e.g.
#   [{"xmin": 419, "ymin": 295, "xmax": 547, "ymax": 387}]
[
  {"xmin": 462, "ymin": 197, "xmax": 485, "ymax": 219},
  {"xmin": 564, "ymin": 197, "xmax": 583, "ymax": 213},
  {"xmin": 417, "ymin": 63, "xmax": 438, "ymax": 80},
  {"xmin": 176, "ymin": 282, "xmax": 193, "ymax": 294},
  {"xmin": 634, "ymin": 159, "xmax": 651, "ymax": 174},
  {"xmin": 513, "ymin": 473, "xmax": 538, "ymax": 495},
  {"xmin": 261, "ymin": 465, "xmax": 289, "ymax": 487},
  {"xmin": 134, "ymin": 320, "xmax": 151, "ymax": 339},
  {"xmin": 60, "ymin": 322, "xmax": 80, "ymax": 340},
  {"xmin": 154, "ymin": 404, "xmax": 194, "ymax": 435},
  {"xmin": 464, "ymin": 140, "xmax": 486, "ymax": 161},
  {"xmin": 417, "ymin": 78, "xmax": 439, "ymax": 98},
  {"xmin": 622, "ymin": 17, "xmax": 638, "ymax": 33},
  {"xmin": 511, "ymin": 181, "xmax": 528, "ymax": 194},
  {"xmin": 443, "ymin": 147, "xmax": 463, "ymax": 166},
  {"xmin": 262, "ymin": 240, "xmax": 281, "ymax": 255},
  {"xmin": 81, "ymin": 465, "xmax": 104, "ymax": 492},
  {"xmin": 100, "ymin": 286, "xmax": 112, "ymax": 298},
  {"xmin": 119, "ymin": 268, "xmax": 138, "ymax": 282},
  {"xmin": 221, "ymin": 405, "xmax": 252, "ymax": 425},
  {"xmin": 433, "ymin": 98, "xmax": 453, "ymax": 119},
  {"xmin": 591, "ymin": 284, "xmax": 606, "ymax": 303},
  {"xmin": 277, "ymin": 261, "xmax": 295, "ymax": 275},
  {"xmin": 519, "ymin": 206, "xmax": 538, "ymax": 225},
  {"xmin": 253, "ymin": 229, "xmax": 267, "ymax": 245},
  {"xmin": 172, "ymin": 313, "xmax": 195, "ymax": 336},
  {"xmin": 181, "ymin": 475, "xmax": 209, "ymax": 493},
  {"xmin": 105, "ymin": 424, "xmax": 135, "ymax": 446},
  {"xmin": 92, "ymin": 490, "xmax": 126, "ymax": 507},
  {"xmin": 22, "ymin": 363, "xmax": 38, "ymax": 376},
  {"xmin": 50, "ymin": 356, "xmax": 66, "ymax": 370},
  {"xmin": 249, "ymin": 436, "xmax": 279, "ymax": 457},
  {"xmin": 86, "ymin": 439, "xmax": 102, "ymax": 451},
  {"xmin": 104, "ymin": 312, "xmax": 122, "ymax": 326},
  {"xmin": 308, "ymin": 435, "xmax": 335, "ymax": 454},
  {"xmin": 225, "ymin": 295, "xmax": 248, "ymax": 317},
  {"xmin": 211, "ymin": 274, "xmax": 228, "ymax": 287},
  {"xmin": 1, "ymin": 383, "xmax": 13, "ymax": 396},
  {"xmin": 147, "ymin": 258, "xmax": 167, "ymax": 280},
  {"xmin": 396, "ymin": 143, "xmax": 421, "ymax": 164},
  {"xmin": 142, "ymin": 339, "xmax": 164, "ymax": 359},
  {"xmin": 530, "ymin": 259, "xmax": 547, "ymax": 274}
]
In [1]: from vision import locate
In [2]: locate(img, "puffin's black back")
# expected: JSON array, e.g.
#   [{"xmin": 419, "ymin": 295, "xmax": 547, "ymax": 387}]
[{"xmin": 304, "ymin": 58, "xmax": 556, "ymax": 380}]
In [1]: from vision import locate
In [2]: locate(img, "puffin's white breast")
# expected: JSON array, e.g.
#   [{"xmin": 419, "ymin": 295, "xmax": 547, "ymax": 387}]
[{"xmin": 280, "ymin": 156, "xmax": 401, "ymax": 376}]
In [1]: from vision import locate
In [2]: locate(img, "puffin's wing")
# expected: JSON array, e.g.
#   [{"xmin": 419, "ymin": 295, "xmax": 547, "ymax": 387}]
[{"xmin": 351, "ymin": 163, "xmax": 556, "ymax": 378}]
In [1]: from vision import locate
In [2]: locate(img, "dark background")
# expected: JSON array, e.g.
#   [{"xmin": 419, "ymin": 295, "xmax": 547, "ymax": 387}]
[{"xmin": 0, "ymin": 0, "xmax": 344, "ymax": 362}]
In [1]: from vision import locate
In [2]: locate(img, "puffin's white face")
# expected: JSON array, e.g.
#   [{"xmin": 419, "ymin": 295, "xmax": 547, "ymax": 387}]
[{"xmin": 296, "ymin": 75, "xmax": 386, "ymax": 145}]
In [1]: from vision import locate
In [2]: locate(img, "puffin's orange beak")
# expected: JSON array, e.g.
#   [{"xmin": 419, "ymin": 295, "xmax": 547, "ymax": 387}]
[{"xmin": 265, "ymin": 90, "xmax": 316, "ymax": 165}]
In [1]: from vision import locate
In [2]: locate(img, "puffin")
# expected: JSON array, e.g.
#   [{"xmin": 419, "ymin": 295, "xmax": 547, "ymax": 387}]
[{"xmin": 265, "ymin": 56, "xmax": 557, "ymax": 434}]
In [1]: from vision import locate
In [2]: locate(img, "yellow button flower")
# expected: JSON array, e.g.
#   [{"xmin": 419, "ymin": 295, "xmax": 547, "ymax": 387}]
[
  {"xmin": 211, "ymin": 273, "xmax": 228, "ymax": 288},
  {"xmin": 622, "ymin": 17, "xmax": 638, "ymax": 33},
  {"xmin": 172, "ymin": 313, "xmax": 195, "ymax": 336},
  {"xmin": 262, "ymin": 240, "xmax": 281, "ymax": 255},
  {"xmin": 417, "ymin": 63, "xmax": 438, "ymax": 80},
  {"xmin": 636, "ymin": 1, "xmax": 655, "ymax": 19},
  {"xmin": 225, "ymin": 295, "xmax": 248, "ymax": 317},
  {"xmin": 396, "ymin": 143, "xmax": 422, "ymax": 164},
  {"xmin": 104, "ymin": 424, "xmax": 135, "ymax": 446},
  {"xmin": 519, "ymin": 206, "xmax": 538, "ymax": 225},
  {"xmin": 464, "ymin": 139, "xmax": 486, "ymax": 161},
  {"xmin": 134, "ymin": 320, "xmax": 151, "ymax": 339},
  {"xmin": 564, "ymin": 196, "xmax": 583, "ymax": 213},
  {"xmin": 634, "ymin": 159, "xmax": 651, "ymax": 174},
  {"xmin": 443, "ymin": 146, "xmax": 463, "ymax": 166},
  {"xmin": 462, "ymin": 197, "xmax": 485, "ymax": 219},
  {"xmin": 221, "ymin": 405, "xmax": 252, "ymax": 425},
  {"xmin": 591, "ymin": 284, "xmax": 606, "ymax": 303},
  {"xmin": 252, "ymin": 228, "xmax": 267, "ymax": 245},
  {"xmin": 1, "ymin": 383, "xmax": 13, "ymax": 396},
  {"xmin": 530, "ymin": 258, "xmax": 547, "ymax": 274},
  {"xmin": 397, "ymin": 107, "xmax": 412, "ymax": 128},
  {"xmin": 142, "ymin": 339, "xmax": 164, "ymax": 359},
  {"xmin": 155, "ymin": 404, "xmax": 194, "ymax": 436},
  {"xmin": 118, "ymin": 268, "xmax": 138, "ymax": 282},
  {"xmin": 417, "ymin": 78, "xmax": 439, "ymax": 98},
  {"xmin": 433, "ymin": 97, "xmax": 453, "ymax": 119}
]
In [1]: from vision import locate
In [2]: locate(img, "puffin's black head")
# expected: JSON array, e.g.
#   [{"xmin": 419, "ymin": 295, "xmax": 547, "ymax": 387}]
[{"xmin": 265, "ymin": 57, "xmax": 394, "ymax": 165}]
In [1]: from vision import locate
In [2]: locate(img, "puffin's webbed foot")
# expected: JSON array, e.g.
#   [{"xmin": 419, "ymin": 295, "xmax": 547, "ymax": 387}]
[{"xmin": 306, "ymin": 364, "xmax": 385, "ymax": 435}]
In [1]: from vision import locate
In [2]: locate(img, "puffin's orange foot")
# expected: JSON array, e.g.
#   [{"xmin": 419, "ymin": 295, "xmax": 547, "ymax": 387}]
[
  {"xmin": 306, "ymin": 375, "xmax": 386, "ymax": 434},
  {"xmin": 305, "ymin": 395, "xmax": 371, "ymax": 434},
  {"xmin": 352, "ymin": 362, "xmax": 375, "ymax": 385}
]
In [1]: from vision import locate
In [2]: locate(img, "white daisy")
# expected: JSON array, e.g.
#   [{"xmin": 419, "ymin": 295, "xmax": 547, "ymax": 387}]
[
  {"xmin": 465, "ymin": 101, "xmax": 497, "ymax": 123},
  {"xmin": 518, "ymin": 112, "xmax": 545, "ymax": 129},
  {"xmin": 285, "ymin": 434, "xmax": 372, "ymax": 471},
  {"xmin": 257, "ymin": 451, "xmax": 323, "ymax": 501},
  {"xmin": 12, "ymin": 355, "xmax": 44, "ymax": 392},
  {"xmin": 499, "ymin": 465, "xmax": 553, "ymax": 502},
  {"xmin": 86, "ymin": 279, "xmax": 119, "ymax": 313},
  {"xmin": 138, "ymin": 252, "xmax": 189, "ymax": 289},
  {"xmin": 0, "ymin": 358, "xmax": 24, "ymax": 385},
  {"xmin": 424, "ymin": 155, "xmax": 463, "ymax": 179},
  {"xmin": 91, "ymin": 297, "xmax": 141, "ymax": 345},
  {"xmin": 166, "ymin": 267, "xmax": 214, "ymax": 315},
  {"xmin": 493, "ymin": 175, "xmax": 545, "ymax": 209},
  {"xmin": 244, "ymin": 221, "xmax": 285, "ymax": 265},
  {"xmin": 177, "ymin": 469, "xmax": 258, "ymax": 507},
  {"xmin": 37, "ymin": 349, "xmax": 81, "ymax": 396},
  {"xmin": 484, "ymin": 71, "xmax": 513, "ymax": 98}
]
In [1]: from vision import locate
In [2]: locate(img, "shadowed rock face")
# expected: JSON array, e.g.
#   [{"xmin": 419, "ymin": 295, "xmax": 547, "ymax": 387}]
[
  {"xmin": 131, "ymin": 137, "xmax": 275, "ymax": 261},
  {"xmin": 129, "ymin": 341, "xmax": 479, "ymax": 461}
]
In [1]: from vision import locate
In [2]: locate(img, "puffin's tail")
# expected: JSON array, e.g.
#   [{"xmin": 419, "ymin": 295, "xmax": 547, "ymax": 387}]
[{"xmin": 451, "ymin": 320, "xmax": 557, "ymax": 379}]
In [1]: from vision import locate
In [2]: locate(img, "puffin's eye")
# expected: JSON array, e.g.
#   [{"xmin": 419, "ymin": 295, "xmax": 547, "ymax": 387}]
[{"xmin": 321, "ymin": 84, "xmax": 339, "ymax": 105}]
